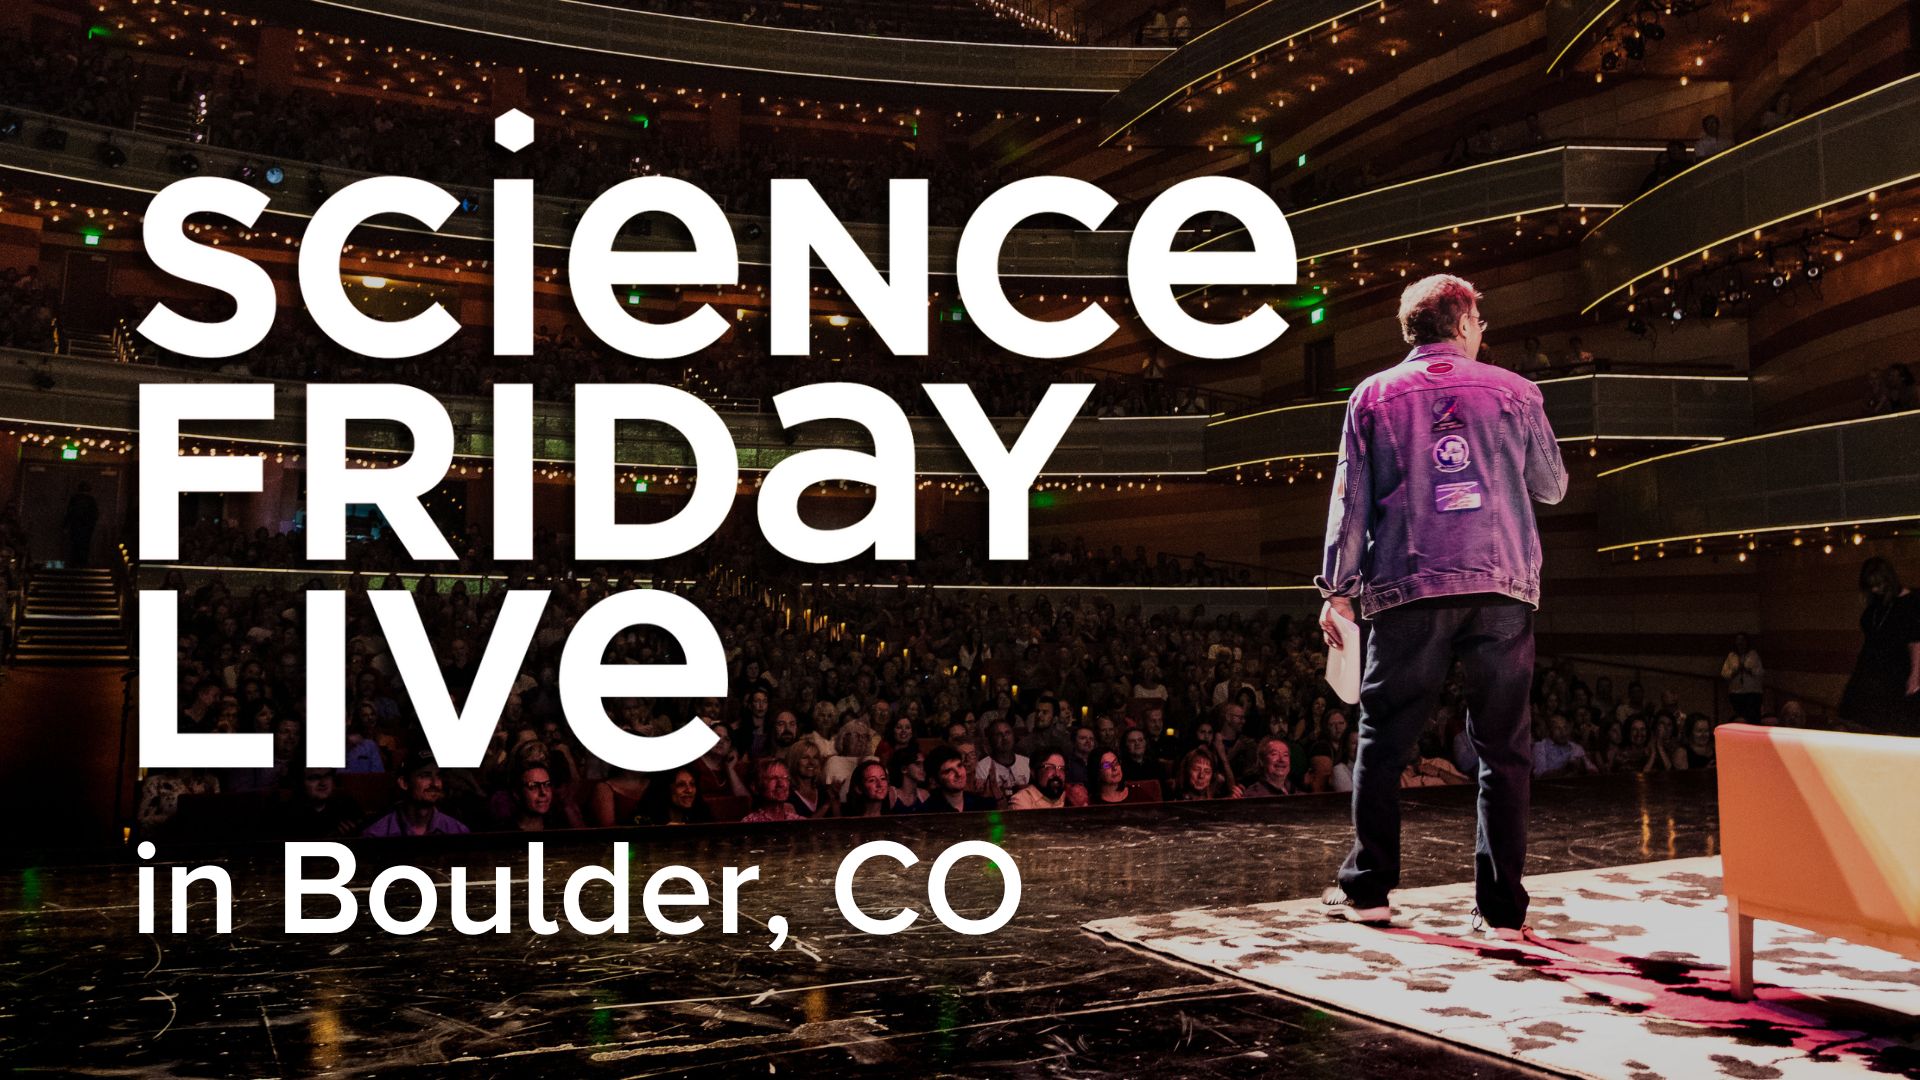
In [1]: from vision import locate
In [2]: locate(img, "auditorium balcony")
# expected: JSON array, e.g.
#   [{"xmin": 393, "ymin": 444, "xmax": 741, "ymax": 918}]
[
  {"xmin": 1595, "ymin": 410, "xmax": 1920, "ymax": 557},
  {"xmin": 1579, "ymin": 73, "xmax": 1920, "ymax": 316},
  {"xmin": 217, "ymin": 0, "xmax": 1166, "ymax": 96}
]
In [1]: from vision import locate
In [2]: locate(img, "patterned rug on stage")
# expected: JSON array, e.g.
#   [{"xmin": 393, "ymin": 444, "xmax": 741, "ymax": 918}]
[{"xmin": 1087, "ymin": 857, "xmax": 1920, "ymax": 1079}]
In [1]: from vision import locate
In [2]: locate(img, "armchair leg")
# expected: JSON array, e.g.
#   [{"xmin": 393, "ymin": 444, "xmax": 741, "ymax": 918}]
[{"xmin": 1727, "ymin": 896, "xmax": 1755, "ymax": 1000}]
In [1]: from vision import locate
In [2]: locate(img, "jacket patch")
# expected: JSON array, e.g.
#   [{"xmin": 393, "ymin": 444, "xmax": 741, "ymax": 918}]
[
  {"xmin": 1431, "ymin": 396, "xmax": 1463, "ymax": 431},
  {"xmin": 1436, "ymin": 481, "xmax": 1483, "ymax": 511},
  {"xmin": 1426, "ymin": 361, "xmax": 1455, "ymax": 375},
  {"xmin": 1432, "ymin": 434, "xmax": 1471, "ymax": 473}
]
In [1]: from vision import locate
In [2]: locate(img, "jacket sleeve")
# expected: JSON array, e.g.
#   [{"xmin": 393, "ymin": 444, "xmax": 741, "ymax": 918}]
[
  {"xmin": 1315, "ymin": 401, "xmax": 1373, "ymax": 598},
  {"xmin": 1522, "ymin": 387, "xmax": 1568, "ymax": 505}
]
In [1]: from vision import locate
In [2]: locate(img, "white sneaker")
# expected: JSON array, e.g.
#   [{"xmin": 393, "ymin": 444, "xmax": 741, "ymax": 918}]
[
  {"xmin": 1321, "ymin": 886, "xmax": 1392, "ymax": 925},
  {"xmin": 1470, "ymin": 907, "xmax": 1534, "ymax": 941}
]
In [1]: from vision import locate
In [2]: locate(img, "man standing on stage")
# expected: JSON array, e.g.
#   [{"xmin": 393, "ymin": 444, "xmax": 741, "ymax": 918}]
[{"xmin": 1314, "ymin": 274, "xmax": 1567, "ymax": 937}]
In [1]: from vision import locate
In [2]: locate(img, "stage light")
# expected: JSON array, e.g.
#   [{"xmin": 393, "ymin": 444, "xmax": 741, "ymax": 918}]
[
  {"xmin": 263, "ymin": 165, "xmax": 285, "ymax": 187},
  {"xmin": 457, "ymin": 193, "xmax": 483, "ymax": 214},
  {"xmin": 1601, "ymin": 51, "xmax": 1620, "ymax": 70},
  {"xmin": 1770, "ymin": 273, "xmax": 1786, "ymax": 290},
  {"xmin": 1669, "ymin": 306, "xmax": 1684, "ymax": 322},
  {"xmin": 1805, "ymin": 263, "xmax": 1821, "ymax": 279},
  {"xmin": 96, "ymin": 140, "xmax": 126, "ymax": 169},
  {"xmin": 1624, "ymin": 37, "xmax": 1645, "ymax": 61},
  {"xmin": 1643, "ymin": 21, "xmax": 1665, "ymax": 39},
  {"xmin": 36, "ymin": 126, "xmax": 69, "ymax": 151},
  {"xmin": 1627, "ymin": 316, "xmax": 1647, "ymax": 336},
  {"xmin": 0, "ymin": 112, "xmax": 20, "ymax": 139},
  {"xmin": 168, "ymin": 150, "xmax": 202, "ymax": 175}
]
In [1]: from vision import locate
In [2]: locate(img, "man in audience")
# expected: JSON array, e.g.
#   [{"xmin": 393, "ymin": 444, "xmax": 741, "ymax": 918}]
[
  {"xmin": 922, "ymin": 745, "xmax": 997, "ymax": 812},
  {"xmin": 1009, "ymin": 750, "xmax": 1081, "ymax": 809},
  {"xmin": 976, "ymin": 719, "xmax": 1032, "ymax": 794},
  {"xmin": 1242, "ymin": 736, "xmax": 1297, "ymax": 797},
  {"xmin": 274, "ymin": 767, "xmax": 361, "ymax": 838},
  {"xmin": 1533, "ymin": 714, "xmax": 1597, "ymax": 777},
  {"xmin": 363, "ymin": 751, "xmax": 470, "ymax": 837}
]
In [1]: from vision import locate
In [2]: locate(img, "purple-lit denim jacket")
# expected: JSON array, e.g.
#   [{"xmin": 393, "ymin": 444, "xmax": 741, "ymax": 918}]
[{"xmin": 1316, "ymin": 341, "xmax": 1567, "ymax": 619}]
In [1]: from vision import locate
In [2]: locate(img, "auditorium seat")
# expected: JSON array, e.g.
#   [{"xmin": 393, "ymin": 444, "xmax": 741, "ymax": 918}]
[{"xmin": 1716, "ymin": 723, "xmax": 1920, "ymax": 999}]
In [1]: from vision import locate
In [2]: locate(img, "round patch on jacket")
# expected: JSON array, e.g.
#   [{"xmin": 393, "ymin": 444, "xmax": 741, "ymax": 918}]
[
  {"xmin": 1433, "ymin": 434, "xmax": 1471, "ymax": 473},
  {"xmin": 1427, "ymin": 361, "xmax": 1455, "ymax": 374}
]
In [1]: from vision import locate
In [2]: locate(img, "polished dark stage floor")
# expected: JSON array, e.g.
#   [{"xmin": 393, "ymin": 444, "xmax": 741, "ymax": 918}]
[{"xmin": 0, "ymin": 773, "xmax": 1720, "ymax": 1078}]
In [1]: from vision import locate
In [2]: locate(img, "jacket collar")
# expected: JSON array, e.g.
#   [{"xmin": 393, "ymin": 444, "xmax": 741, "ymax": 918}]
[{"xmin": 1405, "ymin": 340, "xmax": 1471, "ymax": 364}]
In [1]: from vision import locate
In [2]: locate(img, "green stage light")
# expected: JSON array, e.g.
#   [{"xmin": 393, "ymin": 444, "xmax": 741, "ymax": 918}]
[{"xmin": 1310, "ymin": 306, "xmax": 1326, "ymax": 325}]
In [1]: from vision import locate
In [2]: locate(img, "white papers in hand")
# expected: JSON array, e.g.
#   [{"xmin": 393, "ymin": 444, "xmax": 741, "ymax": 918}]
[{"xmin": 1325, "ymin": 608, "xmax": 1362, "ymax": 704}]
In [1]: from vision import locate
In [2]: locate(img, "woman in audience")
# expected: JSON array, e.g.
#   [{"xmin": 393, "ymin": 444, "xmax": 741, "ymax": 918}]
[
  {"xmin": 840, "ymin": 760, "xmax": 893, "ymax": 817},
  {"xmin": 1840, "ymin": 556, "xmax": 1920, "ymax": 733},
  {"xmin": 885, "ymin": 745, "xmax": 930, "ymax": 813},
  {"xmin": 649, "ymin": 767, "xmax": 712, "ymax": 825},
  {"xmin": 784, "ymin": 741, "xmax": 836, "ymax": 818},
  {"xmin": 1087, "ymin": 748, "xmax": 1132, "ymax": 804},
  {"xmin": 1678, "ymin": 715, "xmax": 1717, "ymax": 770},
  {"xmin": 1172, "ymin": 747, "xmax": 1239, "ymax": 800}
]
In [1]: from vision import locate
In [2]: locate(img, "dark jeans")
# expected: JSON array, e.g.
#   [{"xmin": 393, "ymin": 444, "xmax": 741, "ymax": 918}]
[{"xmin": 1337, "ymin": 596, "xmax": 1536, "ymax": 927}]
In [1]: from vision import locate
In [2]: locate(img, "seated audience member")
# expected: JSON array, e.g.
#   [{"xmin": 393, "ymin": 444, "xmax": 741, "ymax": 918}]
[
  {"xmin": 742, "ymin": 758, "xmax": 805, "ymax": 823},
  {"xmin": 1086, "ymin": 748, "xmax": 1132, "ymax": 804},
  {"xmin": 590, "ymin": 765, "xmax": 653, "ymax": 828},
  {"xmin": 975, "ymin": 719, "xmax": 1032, "ymax": 794},
  {"xmin": 919, "ymin": 745, "xmax": 997, "ymax": 812},
  {"xmin": 646, "ymin": 767, "xmax": 713, "ymax": 825},
  {"xmin": 343, "ymin": 709, "xmax": 387, "ymax": 773},
  {"xmin": 1009, "ymin": 750, "xmax": 1084, "ymax": 810},
  {"xmin": 1403, "ymin": 732, "xmax": 1472, "ymax": 787},
  {"xmin": 363, "ymin": 752, "xmax": 470, "ymax": 837},
  {"xmin": 840, "ymin": 759, "xmax": 893, "ymax": 817},
  {"xmin": 784, "ymin": 741, "xmax": 837, "ymax": 818},
  {"xmin": 885, "ymin": 745, "xmax": 930, "ymax": 813},
  {"xmin": 1241, "ymin": 735, "xmax": 1296, "ymax": 797},
  {"xmin": 1173, "ymin": 747, "xmax": 1239, "ymax": 800},
  {"xmin": 507, "ymin": 763, "xmax": 576, "ymax": 832},
  {"xmin": 1120, "ymin": 726, "xmax": 1166, "ymax": 785},
  {"xmin": 1331, "ymin": 730, "xmax": 1360, "ymax": 792},
  {"xmin": 1298, "ymin": 743, "xmax": 1337, "ymax": 792},
  {"xmin": 1064, "ymin": 724, "xmax": 1098, "ymax": 786},
  {"xmin": 1532, "ymin": 714, "xmax": 1598, "ymax": 778},
  {"xmin": 1678, "ymin": 715, "xmax": 1717, "ymax": 769},
  {"xmin": 691, "ymin": 718, "xmax": 752, "ymax": 798},
  {"xmin": 275, "ymin": 767, "xmax": 361, "ymax": 839}
]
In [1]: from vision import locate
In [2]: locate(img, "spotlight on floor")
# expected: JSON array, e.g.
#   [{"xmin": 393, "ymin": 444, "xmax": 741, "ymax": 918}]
[
  {"xmin": 96, "ymin": 140, "xmax": 126, "ymax": 169},
  {"xmin": 168, "ymin": 150, "xmax": 202, "ymax": 175}
]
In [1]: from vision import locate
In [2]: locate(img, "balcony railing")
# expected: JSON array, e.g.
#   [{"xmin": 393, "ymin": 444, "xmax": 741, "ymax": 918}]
[
  {"xmin": 292, "ymin": 0, "xmax": 1166, "ymax": 93},
  {"xmin": 1580, "ymin": 73, "xmax": 1920, "ymax": 313},
  {"xmin": 0, "ymin": 350, "xmax": 1211, "ymax": 477},
  {"xmin": 0, "ymin": 106, "xmax": 1135, "ymax": 278},
  {"xmin": 1595, "ymin": 411, "xmax": 1920, "ymax": 551},
  {"xmin": 1204, "ymin": 371, "xmax": 1751, "ymax": 472}
]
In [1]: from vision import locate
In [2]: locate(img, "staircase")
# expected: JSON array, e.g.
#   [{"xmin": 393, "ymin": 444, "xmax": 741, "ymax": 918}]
[
  {"xmin": 13, "ymin": 568, "xmax": 131, "ymax": 668},
  {"xmin": 132, "ymin": 92, "xmax": 200, "ymax": 143},
  {"xmin": 62, "ymin": 330, "xmax": 119, "ymax": 362}
]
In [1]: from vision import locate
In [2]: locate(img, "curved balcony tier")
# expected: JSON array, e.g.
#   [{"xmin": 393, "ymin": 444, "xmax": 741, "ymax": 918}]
[
  {"xmin": 275, "ymin": 0, "xmax": 1166, "ymax": 95},
  {"xmin": 1595, "ymin": 411, "xmax": 1920, "ymax": 552},
  {"xmin": 1579, "ymin": 73, "xmax": 1920, "ymax": 314},
  {"xmin": 0, "ymin": 107, "xmax": 1130, "ymax": 279},
  {"xmin": 1204, "ymin": 372, "xmax": 1752, "ymax": 473},
  {"xmin": 0, "ymin": 351, "xmax": 1209, "ymax": 478}
]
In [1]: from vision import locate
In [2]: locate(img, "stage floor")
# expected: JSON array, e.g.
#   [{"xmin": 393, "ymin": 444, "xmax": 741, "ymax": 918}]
[{"xmin": 0, "ymin": 773, "xmax": 1721, "ymax": 1077}]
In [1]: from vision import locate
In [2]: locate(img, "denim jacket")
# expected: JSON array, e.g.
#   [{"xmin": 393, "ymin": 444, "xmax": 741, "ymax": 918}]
[{"xmin": 1316, "ymin": 341, "xmax": 1567, "ymax": 619}]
